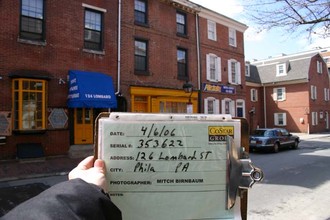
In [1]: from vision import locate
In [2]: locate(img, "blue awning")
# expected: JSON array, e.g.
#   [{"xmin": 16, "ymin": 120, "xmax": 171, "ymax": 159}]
[{"xmin": 67, "ymin": 70, "xmax": 117, "ymax": 108}]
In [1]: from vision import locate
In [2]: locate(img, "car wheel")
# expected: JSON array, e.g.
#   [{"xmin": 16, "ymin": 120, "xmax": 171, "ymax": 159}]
[
  {"xmin": 273, "ymin": 142, "xmax": 279, "ymax": 153},
  {"xmin": 292, "ymin": 139, "xmax": 299, "ymax": 149}
]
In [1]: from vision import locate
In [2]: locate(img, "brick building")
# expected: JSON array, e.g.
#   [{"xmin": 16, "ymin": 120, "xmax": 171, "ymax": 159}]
[
  {"xmin": 246, "ymin": 50, "xmax": 330, "ymax": 133},
  {"xmin": 0, "ymin": 0, "xmax": 247, "ymax": 159}
]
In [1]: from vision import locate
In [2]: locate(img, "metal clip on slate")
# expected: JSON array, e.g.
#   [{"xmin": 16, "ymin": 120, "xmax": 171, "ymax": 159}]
[{"xmin": 227, "ymin": 136, "xmax": 264, "ymax": 209}]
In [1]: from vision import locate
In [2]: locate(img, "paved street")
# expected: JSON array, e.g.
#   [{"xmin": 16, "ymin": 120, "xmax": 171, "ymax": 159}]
[
  {"xmin": 248, "ymin": 136, "xmax": 330, "ymax": 220},
  {"xmin": 0, "ymin": 134, "xmax": 329, "ymax": 219}
]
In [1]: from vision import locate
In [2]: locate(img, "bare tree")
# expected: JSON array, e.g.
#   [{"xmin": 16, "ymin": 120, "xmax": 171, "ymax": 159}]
[{"xmin": 243, "ymin": 0, "xmax": 330, "ymax": 38}]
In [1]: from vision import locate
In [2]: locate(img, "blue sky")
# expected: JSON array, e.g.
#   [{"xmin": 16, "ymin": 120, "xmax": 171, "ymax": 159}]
[{"xmin": 190, "ymin": 0, "xmax": 330, "ymax": 61}]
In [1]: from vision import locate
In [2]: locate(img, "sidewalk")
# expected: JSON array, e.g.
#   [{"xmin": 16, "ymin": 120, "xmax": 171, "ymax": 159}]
[{"xmin": 0, "ymin": 156, "xmax": 83, "ymax": 182}]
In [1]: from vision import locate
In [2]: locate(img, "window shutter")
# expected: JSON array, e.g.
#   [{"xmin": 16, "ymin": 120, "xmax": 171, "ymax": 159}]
[
  {"xmin": 204, "ymin": 98, "xmax": 208, "ymax": 113},
  {"xmin": 206, "ymin": 54, "xmax": 211, "ymax": 80},
  {"xmin": 214, "ymin": 99, "xmax": 220, "ymax": 114},
  {"xmin": 273, "ymin": 88, "xmax": 278, "ymax": 101},
  {"xmin": 237, "ymin": 61, "xmax": 241, "ymax": 84},
  {"xmin": 282, "ymin": 87, "xmax": 286, "ymax": 100},
  {"xmin": 216, "ymin": 57, "xmax": 221, "ymax": 82},
  {"xmin": 221, "ymin": 99, "xmax": 226, "ymax": 114},
  {"xmin": 228, "ymin": 60, "xmax": 232, "ymax": 83}
]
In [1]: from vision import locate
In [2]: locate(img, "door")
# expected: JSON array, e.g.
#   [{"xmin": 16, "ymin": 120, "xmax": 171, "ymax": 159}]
[{"xmin": 74, "ymin": 108, "xmax": 94, "ymax": 144}]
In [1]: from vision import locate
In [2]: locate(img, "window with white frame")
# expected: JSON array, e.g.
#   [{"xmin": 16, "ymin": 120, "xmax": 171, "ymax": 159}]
[
  {"xmin": 206, "ymin": 54, "xmax": 221, "ymax": 82},
  {"xmin": 273, "ymin": 87, "xmax": 286, "ymax": 101},
  {"xmin": 207, "ymin": 20, "xmax": 216, "ymax": 41},
  {"xmin": 311, "ymin": 85, "xmax": 317, "ymax": 100},
  {"xmin": 274, "ymin": 113, "xmax": 287, "ymax": 126},
  {"xmin": 221, "ymin": 98, "xmax": 235, "ymax": 116},
  {"xmin": 236, "ymin": 99, "xmax": 245, "ymax": 117},
  {"xmin": 245, "ymin": 63, "xmax": 250, "ymax": 77},
  {"xmin": 312, "ymin": 112, "xmax": 318, "ymax": 126},
  {"xmin": 228, "ymin": 28, "xmax": 237, "ymax": 47},
  {"xmin": 276, "ymin": 63, "xmax": 287, "ymax": 76},
  {"xmin": 228, "ymin": 59, "xmax": 241, "ymax": 84},
  {"xmin": 317, "ymin": 60, "xmax": 323, "ymax": 74},
  {"xmin": 251, "ymin": 89, "xmax": 258, "ymax": 102},
  {"xmin": 204, "ymin": 97, "xmax": 219, "ymax": 114},
  {"xmin": 324, "ymin": 88, "xmax": 330, "ymax": 101}
]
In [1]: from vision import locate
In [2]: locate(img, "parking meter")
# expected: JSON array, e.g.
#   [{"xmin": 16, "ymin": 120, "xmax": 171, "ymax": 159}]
[{"xmin": 95, "ymin": 113, "xmax": 263, "ymax": 220}]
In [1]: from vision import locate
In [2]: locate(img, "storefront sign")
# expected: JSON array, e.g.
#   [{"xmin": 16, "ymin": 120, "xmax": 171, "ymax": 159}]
[{"xmin": 203, "ymin": 83, "xmax": 235, "ymax": 94}]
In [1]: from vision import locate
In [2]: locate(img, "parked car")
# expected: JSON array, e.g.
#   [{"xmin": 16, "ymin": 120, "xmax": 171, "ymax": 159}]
[{"xmin": 249, "ymin": 128, "xmax": 300, "ymax": 153}]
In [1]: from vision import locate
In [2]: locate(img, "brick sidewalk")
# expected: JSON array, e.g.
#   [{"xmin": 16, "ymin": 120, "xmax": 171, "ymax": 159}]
[{"xmin": 0, "ymin": 156, "xmax": 83, "ymax": 182}]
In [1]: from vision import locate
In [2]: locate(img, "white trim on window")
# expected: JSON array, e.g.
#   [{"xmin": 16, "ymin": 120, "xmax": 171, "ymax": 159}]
[
  {"xmin": 312, "ymin": 112, "xmax": 318, "ymax": 126},
  {"xmin": 207, "ymin": 20, "xmax": 217, "ymax": 41},
  {"xmin": 228, "ymin": 28, "xmax": 237, "ymax": 47},
  {"xmin": 204, "ymin": 97, "xmax": 220, "ymax": 114},
  {"xmin": 236, "ymin": 99, "xmax": 245, "ymax": 118},
  {"xmin": 245, "ymin": 63, "xmax": 250, "ymax": 77},
  {"xmin": 274, "ymin": 113, "xmax": 287, "ymax": 126},
  {"xmin": 221, "ymin": 98, "xmax": 235, "ymax": 116},
  {"xmin": 82, "ymin": 3, "xmax": 107, "ymax": 12},
  {"xmin": 311, "ymin": 85, "xmax": 317, "ymax": 100},
  {"xmin": 251, "ymin": 88, "xmax": 258, "ymax": 102},
  {"xmin": 317, "ymin": 60, "xmax": 323, "ymax": 74},
  {"xmin": 273, "ymin": 87, "xmax": 286, "ymax": 101},
  {"xmin": 228, "ymin": 59, "xmax": 241, "ymax": 84},
  {"xmin": 206, "ymin": 54, "xmax": 221, "ymax": 82},
  {"xmin": 276, "ymin": 63, "xmax": 287, "ymax": 76},
  {"xmin": 324, "ymin": 88, "xmax": 330, "ymax": 101}
]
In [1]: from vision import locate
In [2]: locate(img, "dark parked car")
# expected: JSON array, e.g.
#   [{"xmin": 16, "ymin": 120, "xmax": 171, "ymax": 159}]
[{"xmin": 249, "ymin": 128, "xmax": 300, "ymax": 153}]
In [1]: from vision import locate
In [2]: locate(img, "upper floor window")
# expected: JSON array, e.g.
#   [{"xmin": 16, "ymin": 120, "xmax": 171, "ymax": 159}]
[
  {"xmin": 317, "ymin": 60, "xmax": 323, "ymax": 74},
  {"xmin": 245, "ymin": 63, "xmax": 250, "ymax": 77},
  {"xmin": 20, "ymin": 0, "xmax": 45, "ymax": 41},
  {"xmin": 273, "ymin": 87, "xmax": 286, "ymax": 101},
  {"xmin": 324, "ymin": 88, "xmax": 330, "ymax": 101},
  {"xmin": 204, "ymin": 97, "xmax": 219, "ymax": 114},
  {"xmin": 135, "ymin": 0, "xmax": 147, "ymax": 25},
  {"xmin": 276, "ymin": 63, "xmax": 287, "ymax": 76},
  {"xmin": 177, "ymin": 48, "xmax": 188, "ymax": 80},
  {"xmin": 176, "ymin": 11, "xmax": 187, "ymax": 36},
  {"xmin": 84, "ymin": 9, "xmax": 103, "ymax": 51},
  {"xmin": 206, "ymin": 54, "xmax": 221, "ymax": 82},
  {"xmin": 228, "ymin": 28, "xmax": 237, "ymax": 47},
  {"xmin": 228, "ymin": 59, "xmax": 241, "ymax": 84},
  {"xmin": 12, "ymin": 78, "xmax": 47, "ymax": 131},
  {"xmin": 207, "ymin": 20, "xmax": 216, "ymax": 41},
  {"xmin": 222, "ymin": 98, "xmax": 235, "ymax": 116},
  {"xmin": 311, "ymin": 85, "xmax": 317, "ymax": 100},
  {"xmin": 135, "ymin": 39, "xmax": 148, "ymax": 73},
  {"xmin": 274, "ymin": 113, "xmax": 287, "ymax": 126},
  {"xmin": 251, "ymin": 89, "xmax": 258, "ymax": 102}
]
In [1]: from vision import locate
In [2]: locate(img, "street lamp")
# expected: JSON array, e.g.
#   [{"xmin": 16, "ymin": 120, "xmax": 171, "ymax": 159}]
[{"xmin": 182, "ymin": 81, "xmax": 193, "ymax": 113}]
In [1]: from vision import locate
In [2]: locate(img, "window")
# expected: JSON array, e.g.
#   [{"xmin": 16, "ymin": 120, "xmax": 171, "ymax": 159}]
[
  {"xmin": 274, "ymin": 113, "xmax": 287, "ymax": 126},
  {"xmin": 324, "ymin": 88, "xmax": 330, "ymax": 101},
  {"xmin": 135, "ymin": 39, "xmax": 148, "ymax": 73},
  {"xmin": 20, "ymin": 0, "xmax": 45, "ymax": 41},
  {"xmin": 207, "ymin": 20, "xmax": 216, "ymax": 41},
  {"xmin": 273, "ymin": 87, "xmax": 286, "ymax": 101},
  {"xmin": 236, "ymin": 99, "xmax": 245, "ymax": 117},
  {"xmin": 251, "ymin": 89, "xmax": 258, "ymax": 102},
  {"xmin": 177, "ymin": 48, "xmax": 188, "ymax": 79},
  {"xmin": 228, "ymin": 59, "xmax": 241, "ymax": 84},
  {"xmin": 84, "ymin": 9, "xmax": 103, "ymax": 51},
  {"xmin": 206, "ymin": 54, "xmax": 221, "ymax": 82},
  {"xmin": 317, "ymin": 60, "xmax": 323, "ymax": 74},
  {"xmin": 12, "ymin": 78, "xmax": 47, "ymax": 130},
  {"xmin": 221, "ymin": 98, "xmax": 235, "ymax": 116},
  {"xmin": 276, "ymin": 64, "xmax": 287, "ymax": 76},
  {"xmin": 228, "ymin": 28, "xmax": 236, "ymax": 47},
  {"xmin": 176, "ymin": 11, "xmax": 187, "ymax": 35},
  {"xmin": 312, "ymin": 112, "xmax": 318, "ymax": 126},
  {"xmin": 245, "ymin": 63, "xmax": 250, "ymax": 77},
  {"xmin": 204, "ymin": 97, "xmax": 219, "ymax": 114},
  {"xmin": 311, "ymin": 85, "xmax": 317, "ymax": 100},
  {"xmin": 134, "ymin": 0, "xmax": 147, "ymax": 24}
]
